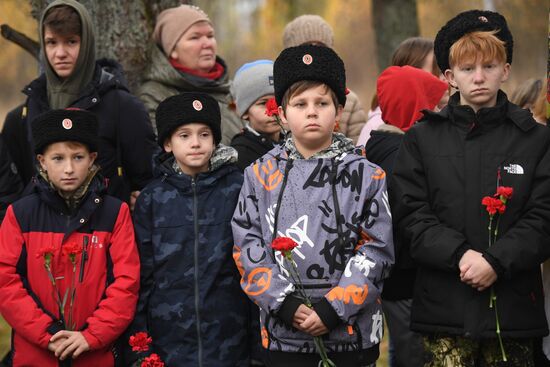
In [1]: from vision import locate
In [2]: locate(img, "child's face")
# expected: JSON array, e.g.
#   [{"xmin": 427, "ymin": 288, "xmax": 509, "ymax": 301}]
[
  {"xmin": 38, "ymin": 142, "xmax": 96, "ymax": 195},
  {"xmin": 164, "ymin": 123, "xmax": 215, "ymax": 176},
  {"xmin": 445, "ymin": 58, "xmax": 510, "ymax": 111},
  {"xmin": 279, "ymin": 85, "xmax": 342, "ymax": 153},
  {"xmin": 43, "ymin": 26, "xmax": 81, "ymax": 80},
  {"xmin": 244, "ymin": 94, "xmax": 280, "ymax": 136}
]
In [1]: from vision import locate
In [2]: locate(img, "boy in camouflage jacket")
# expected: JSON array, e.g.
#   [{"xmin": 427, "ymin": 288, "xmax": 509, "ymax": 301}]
[{"xmin": 127, "ymin": 92, "xmax": 249, "ymax": 367}]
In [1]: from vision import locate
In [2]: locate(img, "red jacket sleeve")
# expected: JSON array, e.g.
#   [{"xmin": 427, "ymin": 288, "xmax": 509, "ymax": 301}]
[
  {"xmin": 0, "ymin": 205, "xmax": 55, "ymax": 348},
  {"xmin": 81, "ymin": 203, "xmax": 140, "ymax": 350}
]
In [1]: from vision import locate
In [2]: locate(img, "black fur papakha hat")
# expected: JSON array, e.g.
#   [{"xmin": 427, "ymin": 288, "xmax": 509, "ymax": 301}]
[
  {"xmin": 434, "ymin": 9, "xmax": 513, "ymax": 72},
  {"xmin": 274, "ymin": 44, "xmax": 346, "ymax": 107},
  {"xmin": 156, "ymin": 92, "xmax": 221, "ymax": 147},
  {"xmin": 32, "ymin": 108, "xmax": 98, "ymax": 154}
]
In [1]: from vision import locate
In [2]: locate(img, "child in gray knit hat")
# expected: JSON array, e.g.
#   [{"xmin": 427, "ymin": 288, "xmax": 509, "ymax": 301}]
[
  {"xmin": 282, "ymin": 15, "xmax": 367, "ymax": 144},
  {"xmin": 230, "ymin": 60, "xmax": 283, "ymax": 171}
]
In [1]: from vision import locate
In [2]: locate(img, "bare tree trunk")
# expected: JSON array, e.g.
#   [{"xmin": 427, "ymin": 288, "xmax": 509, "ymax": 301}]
[
  {"xmin": 372, "ymin": 0, "xmax": 419, "ymax": 71},
  {"xmin": 26, "ymin": 0, "xmax": 186, "ymax": 92}
]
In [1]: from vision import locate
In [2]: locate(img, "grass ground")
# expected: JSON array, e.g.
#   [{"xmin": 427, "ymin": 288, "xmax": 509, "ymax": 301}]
[{"xmin": 0, "ymin": 315, "xmax": 389, "ymax": 365}]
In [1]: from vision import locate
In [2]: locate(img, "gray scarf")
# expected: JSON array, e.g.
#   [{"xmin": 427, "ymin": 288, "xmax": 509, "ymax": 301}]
[{"xmin": 285, "ymin": 132, "xmax": 355, "ymax": 160}]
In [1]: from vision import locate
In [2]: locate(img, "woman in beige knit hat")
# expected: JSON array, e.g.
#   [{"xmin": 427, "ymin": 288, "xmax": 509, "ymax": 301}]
[
  {"xmin": 282, "ymin": 14, "xmax": 367, "ymax": 144},
  {"xmin": 138, "ymin": 4, "xmax": 243, "ymax": 144}
]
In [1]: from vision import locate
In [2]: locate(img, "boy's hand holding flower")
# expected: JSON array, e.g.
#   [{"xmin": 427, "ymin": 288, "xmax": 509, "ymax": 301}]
[{"xmin": 50, "ymin": 330, "xmax": 90, "ymax": 360}]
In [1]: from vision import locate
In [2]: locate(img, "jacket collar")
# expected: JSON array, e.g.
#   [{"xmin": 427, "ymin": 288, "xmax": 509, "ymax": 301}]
[
  {"xmin": 31, "ymin": 173, "xmax": 106, "ymax": 217},
  {"xmin": 422, "ymin": 90, "xmax": 538, "ymax": 133},
  {"xmin": 153, "ymin": 147, "xmax": 238, "ymax": 193}
]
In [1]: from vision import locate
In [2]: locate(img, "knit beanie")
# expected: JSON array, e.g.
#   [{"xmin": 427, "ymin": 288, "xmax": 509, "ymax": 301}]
[
  {"xmin": 377, "ymin": 66, "xmax": 448, "ymax": 131},
  {"xmin": 32, "ymin": 109, "xmax": 98, "ymax": 154},
  {"xmin": 283, "ymin": 15, "xmax": 334, "ymax": 48},
  {"xmin": 153, "ymin": 5, "xmax": 211, "ymax": 56},
  {"xmin": 156, "ymin": 92, "xmax": 221, "ymax": 147},
  {"xmin": 274, "ymin": 45, "xmax": 346, "ymax": 106},
  {"xmin": 434, "ymin": 9, "xmax": 513, "ymax": 72},
  {"xmin": 231, "ymin": 60, "xmax": 274, "ymax": 117}
]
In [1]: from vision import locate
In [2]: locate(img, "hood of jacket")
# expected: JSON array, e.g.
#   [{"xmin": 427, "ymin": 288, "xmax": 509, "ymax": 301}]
[
  {"xmin": 377, "ymin": 65, "xmax": 447, "ymax": 132},
  {"xmin": 40, "ymin": 0, "xmax": 96, "ymax": 109},
  {"xmin": 284, "ymin": 132, "xmax": 356, "ymax": 160},
  {"xmin": 24, "ymin": 58, "xmax": 130, "ymax": 108}
]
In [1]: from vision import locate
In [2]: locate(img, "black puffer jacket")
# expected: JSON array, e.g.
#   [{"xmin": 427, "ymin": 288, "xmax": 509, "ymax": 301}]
[
  {"xmin": 230, "ymin": 128, "xmax": 281, "ymax": 171},
  {"xmin": 391, "ymin": 91, "xmax": 550, "ymax": 338},
  {"xmin": 0, "ymin": 133, "xmax": 23, "ymax": 221},
  {"xmin": 2, "ymin": 59, "xmax": 158, "ymax": 203},
  {"xmin": 365, "ymin": 126, "xmax": 416, "ymax": 301}
]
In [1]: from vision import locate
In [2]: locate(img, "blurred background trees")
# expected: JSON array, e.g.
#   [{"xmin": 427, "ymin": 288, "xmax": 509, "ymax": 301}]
[{"xmin": 0, "ymin": 0, "xmax": 548, "ymax": 361}]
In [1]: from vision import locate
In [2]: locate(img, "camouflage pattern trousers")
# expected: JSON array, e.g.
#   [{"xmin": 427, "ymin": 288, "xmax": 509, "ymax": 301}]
[{"xmin": 422, "ymin": 334, "xmax": 534, "ymax": 367}]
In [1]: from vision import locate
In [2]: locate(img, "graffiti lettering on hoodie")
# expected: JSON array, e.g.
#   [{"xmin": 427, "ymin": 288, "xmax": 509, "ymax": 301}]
[
  {"xmin": 234, "ymin": 197, "xmax": 253, "ymax": 230},
  {"xmin": 370, "ymin": 310, "xmax": 384, "ymax": 343},
  {"xmin": 266, "ymin": 204, "xmax": 315, "ymax": 274},
  {"xmin": 326, "ymin": 284, "xmax": 369, "ymax": 305},
  {"xmin": 276, "ymin": 282, "xmax": 295, "ymax": 303},
  {"xmin": 243, "ymin": 267, "xmax": 272, "ymax": 296},
  {"xmin": 303, "ymin": 160, "xmax": 364, "ymax": 196},
  {"xmin": 253, "ymin": 158, "xmax": 283, "ymax": 191},
  {"xmin": 344, "ymin": 253, "xmax": 376, "ymax": 278}
]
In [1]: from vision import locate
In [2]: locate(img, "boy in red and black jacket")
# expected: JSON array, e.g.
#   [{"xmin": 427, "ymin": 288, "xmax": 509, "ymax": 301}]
[{"xmin": 0, "ymin": 109, "xmax": 140, "ymax": 366}]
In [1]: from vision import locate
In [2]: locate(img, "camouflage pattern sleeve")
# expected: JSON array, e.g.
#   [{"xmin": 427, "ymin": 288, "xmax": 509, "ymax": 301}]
[
  {"xmin": 127, "ymin": 189, "xmax": 155, "ymax": 337},
  {"xmin": 231, "ymin": 168, "xmax": 296, "ymax": 314},
  {"xmin": 324, "ymin": 168, "xmax": 394, "ymax": 324}
]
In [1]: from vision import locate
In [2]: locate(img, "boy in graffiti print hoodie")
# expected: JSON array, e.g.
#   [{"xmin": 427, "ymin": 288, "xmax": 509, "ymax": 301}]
[
  {"xmin": 232, "ymin": 45, "xmax": 394, "ymax": 366},
  {"xmin": 127, "ymin": 92, "xmax": 249, "ymax": 367}
]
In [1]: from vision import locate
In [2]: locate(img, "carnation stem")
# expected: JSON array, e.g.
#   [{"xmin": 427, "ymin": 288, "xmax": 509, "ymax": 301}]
[
  {"xmin": 493, "ymin": 292, "xmax": 507, "ymax": 361},
  {"xmin": 282, "ymin": 250, "xmax": 336, "ymax": 366}
]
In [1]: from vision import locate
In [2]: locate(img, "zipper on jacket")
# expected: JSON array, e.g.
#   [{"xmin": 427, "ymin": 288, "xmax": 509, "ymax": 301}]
[{"xmin": 191, "ymin": 178, "xmax": 203, "ymax": 367}]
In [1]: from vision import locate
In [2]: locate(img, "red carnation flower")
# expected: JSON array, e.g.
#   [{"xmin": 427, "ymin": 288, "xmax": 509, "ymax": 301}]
[
  {"xmin": 271, "ymin": 237, "xmax": 298, "ymax": 253},
  {"xmin": 496, "ymin": 186, "xmax": 513, "ymax": 200},
  {"xmin": 265, "ymin": 97, "xmax": 279, "ymax": 117},
  {"xmin": 481, "ymin": 196, "xmax": 505, "ymax": 216},
  {"xmin": 129, "ymin": 332, "xmax": 152, "ymax": 353},
  {"xmin": 141, "ymin": 353, "xmax": 164, "ymax": 367},
  {"xmin": 62, "ymin": 242, "xmax": 83, "ymax": 257},
  {"xmin": 36, "ymin": 244, "xmax": 56, "ymax": 259}
]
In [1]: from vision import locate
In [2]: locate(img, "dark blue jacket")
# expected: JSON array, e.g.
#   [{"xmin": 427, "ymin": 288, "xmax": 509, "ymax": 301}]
[{"xmin": 127, "ymin": 152, "xmax": 249, "ymax": 367}]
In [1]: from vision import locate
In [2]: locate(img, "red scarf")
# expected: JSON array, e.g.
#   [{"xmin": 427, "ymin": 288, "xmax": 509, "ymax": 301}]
[{"xmin": 170, "ymin": 59, "xmax": 225, "ymax": 80}]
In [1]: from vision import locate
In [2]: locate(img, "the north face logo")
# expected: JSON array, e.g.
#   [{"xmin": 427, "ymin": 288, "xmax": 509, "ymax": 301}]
[{"xmin": 503, "ymin": 164, "xmax": 524, "ymax": 175}]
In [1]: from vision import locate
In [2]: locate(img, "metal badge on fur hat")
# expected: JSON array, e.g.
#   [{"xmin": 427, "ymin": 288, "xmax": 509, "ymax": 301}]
[
  {"xmin": 32, "ymin": 109, "xmax": 99, "ymax": 154},
  {"xmin": 273, "ymin": 45, "xmax": 346, "ymax": 106},
  {"xmin": 434, "ymin": 9, "xmax": 513, "ymax": 72},
  {"xmin": 156, "ymin": 92, "xmax": 221, "ymax": 146}
]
